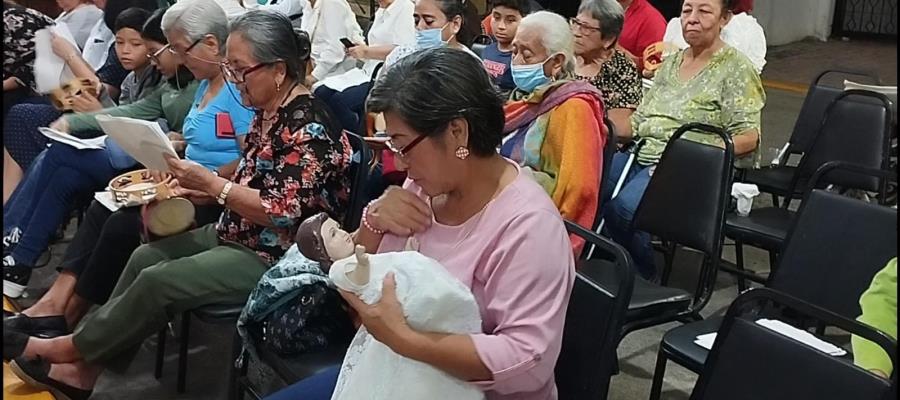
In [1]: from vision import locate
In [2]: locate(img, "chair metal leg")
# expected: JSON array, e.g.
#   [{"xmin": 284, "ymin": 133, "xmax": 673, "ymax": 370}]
[
  {"xmin": 768, "ymin": 251, "xmax": 778, "ymax": 273},
  {"xmin": 154, "ymin": 328, "xmax": 166, "ymax": 379},
  {"xmin": 660, "ymin": 241, "xmax": 676, "ymax": 286},
  {"xmin": 649, "ymin": 347, "xmax": 669, "ymax": 400},
  {"xmin": 735, "ymin": 241, "xmax": 748, "ymax": 293},
  {"xmin": 228, "ymin": 329, "xmax": 243, "ymax": 400},
  {"xmin": 177, "ymin": 312, "xmax": 190, "ymax": 394},
  {"xmin": 771, "ymin": 193, "xmax": 780, "ymax": 208}
]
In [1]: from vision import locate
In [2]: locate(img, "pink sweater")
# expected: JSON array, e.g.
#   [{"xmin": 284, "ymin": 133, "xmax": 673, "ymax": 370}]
[{"xmin": 378, "ymin": 167, "xmax": 576, "ymax": 400}]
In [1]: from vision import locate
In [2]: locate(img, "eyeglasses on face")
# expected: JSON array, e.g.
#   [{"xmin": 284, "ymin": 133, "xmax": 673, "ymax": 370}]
[
  {"xmin": 167, "ymin": 37, "xmax": 203, "ymax": 57},
  {"xmin": 147, "ymin": 44, "xmax": 170, "ymax": 63},
  {"xmin": 384, "ymin": 134, "xmax": 428, "ymax": 159},
  {"xmin": 569, "ymin": 17, "xmax": 602, "ymax": 34},
  {"xmin": 220, "ymin": 60, "xmax": 281, "ymax": 84}
]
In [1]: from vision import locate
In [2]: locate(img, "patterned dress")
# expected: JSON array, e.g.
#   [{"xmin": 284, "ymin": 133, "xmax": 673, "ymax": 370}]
[
  {"xmin": 576, "ymin": 49, "xmax": 643, "ymax": 110},
  {"xmin": 217, "ymin": 94, "xmax": 353, "ymax": 266},
  {"xmin": 3, "ymin": 1, "xmax": 53, "ymax": 91},
  {"xmin": 631, "ymin": 45, "xmax": 765, "ymax": 168}
]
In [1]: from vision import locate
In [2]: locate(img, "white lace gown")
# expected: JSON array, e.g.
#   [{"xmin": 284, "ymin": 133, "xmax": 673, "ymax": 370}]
[{"xmin": 329, "ymin": 251, "xmax": 486, "ymax": 400}]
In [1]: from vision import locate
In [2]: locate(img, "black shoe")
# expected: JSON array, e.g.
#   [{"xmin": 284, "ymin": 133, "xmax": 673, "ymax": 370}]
[
  {"xmin": 3, "ymin": 328, "xmax": 29, "ymax": 361},
  {"xmin": 3, "ymin": 255, "xmax": 32, "ymax": 298},
  {"xmin": 10, "ymin": 356, "xmax": 93, "ymax": 400},
  {"xmin": 5, "ymin": 313, "xmax": 69, "ymax": 338}
]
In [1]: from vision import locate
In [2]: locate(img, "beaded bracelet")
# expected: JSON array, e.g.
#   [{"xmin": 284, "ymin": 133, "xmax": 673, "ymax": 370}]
[{"xmin": 362, "ymin": 203, "xmax": 385, "ymax": 235}]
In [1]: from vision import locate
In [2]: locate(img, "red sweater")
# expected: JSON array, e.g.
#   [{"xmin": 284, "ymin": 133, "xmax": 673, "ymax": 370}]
[{"xmin": 620, "ymin": 0, "xmax": 667, "ymax": 72}]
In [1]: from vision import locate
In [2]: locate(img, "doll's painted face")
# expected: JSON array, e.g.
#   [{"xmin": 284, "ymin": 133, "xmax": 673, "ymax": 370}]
[{"xmin": 321, "ymin": 218, "xmax": 355, "ymax": 260}]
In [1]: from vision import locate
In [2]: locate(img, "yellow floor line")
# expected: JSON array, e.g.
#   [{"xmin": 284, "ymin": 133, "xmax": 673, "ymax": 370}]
[
  {"xmin": 763, "ymin": 79, "xmax": 809, "ymax": 94},
  {"xmin": 4, "ymin": 296, "xmax": 56, "ymax": 400}
]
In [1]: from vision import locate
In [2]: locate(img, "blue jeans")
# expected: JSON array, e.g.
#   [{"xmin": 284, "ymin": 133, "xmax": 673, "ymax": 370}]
[
  {"xmin": 5, "ymin": 144, "xmax": 117, "ymax": 265},
  {"xmin": 264, "ymin": 366, "xmax": 340, "ymax": 400},
  {"xmin": 314, "ymin": 83, "xmax": 371, "ymax": 134},
  {"xmin": 4, "ymin": 149, "xmax": 48, "ymax": 237},
  {"xmin": 602, "ymin": 152, "xmax": 656, "ymax": 279}
]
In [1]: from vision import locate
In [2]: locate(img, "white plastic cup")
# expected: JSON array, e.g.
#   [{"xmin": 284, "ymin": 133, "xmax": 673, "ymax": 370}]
[{"xmin": 736, "ymin": 196, "xmax": 753, "ymax": 217}]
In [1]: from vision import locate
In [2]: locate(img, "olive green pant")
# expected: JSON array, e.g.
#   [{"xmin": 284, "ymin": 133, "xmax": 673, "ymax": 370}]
[{"xmin": 72, "ymin": 224, "xmax": 268, "ymax": 372}]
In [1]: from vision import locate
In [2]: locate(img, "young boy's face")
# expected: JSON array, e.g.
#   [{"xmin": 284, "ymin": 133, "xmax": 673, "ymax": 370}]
[
  {"xmin": 491, "ymin": 5, "xmax": 523, "ymax": 45},
  {"xmin": 114, "ymin": 27, "xmax": 149, "ymax": 71}
]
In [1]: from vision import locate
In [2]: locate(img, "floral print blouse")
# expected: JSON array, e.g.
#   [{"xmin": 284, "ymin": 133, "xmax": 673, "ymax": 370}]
[
  {"xmin": 217, "ymin": 94, "xmax": 352, "ymax": 266},
  {"xmin": 631, "ymin": 45, "xmax": 765, "ymax": 168},
  {"xmin": 576, "ymin": 49, "xmax": 643, "ymax": 110},
  {"xmin": 3, "ymin": 2, "xmax": 54, "ymax": 90}
]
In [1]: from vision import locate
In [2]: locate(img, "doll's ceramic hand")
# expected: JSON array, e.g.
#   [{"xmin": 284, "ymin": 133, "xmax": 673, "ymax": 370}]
[{"xmin": 339, "ymin": 272, "xmax": 413, "ymax": 350}]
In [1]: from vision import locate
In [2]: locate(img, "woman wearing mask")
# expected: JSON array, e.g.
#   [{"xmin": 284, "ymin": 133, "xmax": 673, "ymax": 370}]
[
  {"xmin": 500, "ymin": 11, "xmax": 607, "ymax": 255},
  {"xmin": 382, "ymin": 0, "xmax": 481, "ymax": 70}
]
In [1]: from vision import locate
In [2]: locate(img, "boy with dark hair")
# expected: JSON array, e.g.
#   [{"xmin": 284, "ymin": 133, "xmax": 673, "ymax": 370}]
[{"xmin": 480, "ymin": 0, "xmax": 534, "ymax": 96}]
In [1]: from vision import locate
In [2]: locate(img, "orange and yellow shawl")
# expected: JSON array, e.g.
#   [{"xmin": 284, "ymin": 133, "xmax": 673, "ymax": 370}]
[{"xmin": 501, "ymin": 80, "xmax": 608, "ymax": 255}]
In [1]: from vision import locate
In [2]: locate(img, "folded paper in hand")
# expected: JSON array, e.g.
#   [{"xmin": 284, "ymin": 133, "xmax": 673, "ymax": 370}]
[
  {"xmin": 38, "ymin": 127, "xmax": 106, "ymax": 150},
  {"xmin": 694, "ymin": 318, "xmax": 847, "ymax": 356},
  {"xmin": 95, "ymin": 115, "xmax": 178, "ymax": 171},
  {"xmin": 34, "ymin": 22, "xmax": 78, "ymax": 94}
]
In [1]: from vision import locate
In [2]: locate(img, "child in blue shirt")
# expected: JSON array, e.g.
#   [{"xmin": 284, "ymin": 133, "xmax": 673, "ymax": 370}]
[{"xmin": 481, "ymin": 0, "xmax": 534, "ymax": 97}]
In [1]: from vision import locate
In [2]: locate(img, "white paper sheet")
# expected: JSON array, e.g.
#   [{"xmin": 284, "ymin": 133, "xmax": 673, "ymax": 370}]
[
  {"xmin": 94, "ymin": 191, "xmax": 122, "ymax": 212},
  {"xmin": 33, "ymin": 22, "xmax": 78, "ymax": 93},
  {"xmin": 694, "ymin": 319, "xmax": 847, "ymax": 356},
  {"xmin": 38, "ymin": 127, "xmax": 106, "ymax": 150},
  {"xmin": 95, "ymin": 115, "xmax": 178, "ymax": 171}
]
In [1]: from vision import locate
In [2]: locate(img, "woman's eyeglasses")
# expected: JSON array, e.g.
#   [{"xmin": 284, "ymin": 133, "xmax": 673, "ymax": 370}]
[
  {"xmin": 569, "ymin": 18, "xmax": 603, "ymax": 35},
  {"xmin": 220, "ymin": 60, "xmax": 281, "ymax": 84},
  {"xmin": 385, "ymin": 134, "xmax": 428, "ymax": 159},
  {"xmin": 167, "ymin": 37, "xmax": 203, "ymax": 57},
  {"xmin": 147, "ymin": 44, "xmax": 170, "ymax": 63}
]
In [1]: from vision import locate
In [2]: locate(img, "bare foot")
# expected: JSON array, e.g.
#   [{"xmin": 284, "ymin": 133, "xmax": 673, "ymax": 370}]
[
  {"xmin": 22, "ymin": 335, "xmax": 82, "ymax": 364},
  {"xmin": 47, "ymin": 360, "xmax": 102, "ymax": 390},
  {"xmin": 21, "ymin": 300, "xmax": 66, "ymax": 318}
]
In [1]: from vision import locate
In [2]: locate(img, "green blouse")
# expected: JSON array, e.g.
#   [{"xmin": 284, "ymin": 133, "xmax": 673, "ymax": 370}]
[
  {"xmin": 631, "ymin": 45, "xmax": 765, "ymax": 168},
  {"xmin": 852, "ymin": 257, "xmax": 897, "ymax": 376}
]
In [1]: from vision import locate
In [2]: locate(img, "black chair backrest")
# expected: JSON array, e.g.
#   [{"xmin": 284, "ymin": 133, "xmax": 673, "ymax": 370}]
[
  {"xmin": 793, "ymin": 90, "xmax": 894, "ymax": 193},
  {"xmin": 691, "ymin": 288, "xmax": 896, "ymax": 400},
  {"xmin": 556, "ymin": 220, "xmax": 634, "ymax": 400},
  {"xmin": 633, "ymin": 123, "xmax": 734, "ymax": 256},
  {"xmin": 342, "ymin": 132, "xmax": 371, "ymax": 231},
  {"xmin": 769, "ymin": 164, "xmax": 898, "ymax": 321},
  {"xmin": 471, "ymin": 34, "xmax": 492, "ymax": 59},
  {"xmin": 590, "ymin": 117, "xmax": 617, "ymax": 232},
  {"xmin": 788, "ymin": 69, "xmax": 881, "ymax": 154}
]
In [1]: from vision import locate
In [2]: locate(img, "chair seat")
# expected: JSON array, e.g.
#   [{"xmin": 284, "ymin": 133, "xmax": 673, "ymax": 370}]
[
  {"xmin": 258, "ymin": 341, "xmax": 348, "ymax": 384},
  {"xmin": 725, "ymin": 207, "xmax": 796, "ymax": 251},
  {"xmin": 191, "ymin": 303, "xmax": 244, "ymax": 324},
  {"xmin": 659, "ymin": 316, "xmax": 723, "ymax": 372},
  {"xmin": 583, "ymin": 260, "xmax": 693, "ymax": 321},
  {"xmin": 743, "ymin": 166, "xmax": 802, "ymax": 196}
]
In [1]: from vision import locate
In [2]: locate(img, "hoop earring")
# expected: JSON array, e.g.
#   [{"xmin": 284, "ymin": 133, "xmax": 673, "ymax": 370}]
[{"xmin": 455, "ymin": 146, "xmax": 470, "ymax": 160}]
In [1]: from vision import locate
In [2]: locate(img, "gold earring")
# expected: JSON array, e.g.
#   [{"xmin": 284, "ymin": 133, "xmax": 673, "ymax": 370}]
[{"xmin": 275, "ymin": 80, "xmax": 282, "ymax": 92}]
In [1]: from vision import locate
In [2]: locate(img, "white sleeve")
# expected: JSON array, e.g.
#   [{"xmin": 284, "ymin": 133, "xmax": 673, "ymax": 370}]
[
  {"xmin": 310, "ymin": 0, "xmax": 364, "ymax": 81},
  {"xmin": 390, "ymin": 0, "xmax": 416, "ymax": 47},
  {"xmin": 257, "ymin": 0, "xmax": 305, "ymax": 18}
]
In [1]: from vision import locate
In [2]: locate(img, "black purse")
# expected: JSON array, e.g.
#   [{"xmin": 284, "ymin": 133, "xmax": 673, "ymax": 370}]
[{"xmin": 258, "ymin": 282, "xmax": 355, "ymax": 356}]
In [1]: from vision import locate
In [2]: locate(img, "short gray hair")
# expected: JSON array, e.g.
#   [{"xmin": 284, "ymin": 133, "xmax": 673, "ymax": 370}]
[
  {"xmin": 229, "ymin": 10, "xmax": 312, "ymax": 81},
  {"xmin": 518, "ymin": 11, "xmax": 575, "ymax": 77},
  {"xmin": 578, "ymin": 0, "xmax": 625, "ymax": 42},
  {"xmin": 161, "ymin": 0, "xmax": 229, "ymax": 52}
]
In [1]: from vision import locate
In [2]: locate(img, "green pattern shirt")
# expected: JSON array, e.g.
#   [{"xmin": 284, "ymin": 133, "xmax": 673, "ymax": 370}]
[{"xmin": 631, "ymin": 45, "xmax": 765, "ymax": 168}]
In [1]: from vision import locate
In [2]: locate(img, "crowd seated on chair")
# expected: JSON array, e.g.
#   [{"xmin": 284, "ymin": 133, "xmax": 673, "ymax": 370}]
[
  {"xmin": 3, "ymin": 0, "xmax": 898, "ymax": 399},
  {"xmin": 603, "ymin": 0, "xmax": 764, "ymax": 279}
]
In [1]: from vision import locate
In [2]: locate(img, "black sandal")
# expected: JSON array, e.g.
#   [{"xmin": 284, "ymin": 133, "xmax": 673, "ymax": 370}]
[{"xmin": 10, "ymin": 356, "xmax": 93, "ymax": 400}]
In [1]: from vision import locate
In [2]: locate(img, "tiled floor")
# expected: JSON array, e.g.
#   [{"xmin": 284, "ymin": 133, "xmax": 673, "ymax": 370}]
[{"xmin": 10, "ymin": 37, "xmax": 897, "ymax": 400}]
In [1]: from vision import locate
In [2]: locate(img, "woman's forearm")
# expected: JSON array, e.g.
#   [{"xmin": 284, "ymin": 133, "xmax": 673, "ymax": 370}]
[
  {"xmin": 608, "ymin": 108, "xmax": 634, "ymax": 141},
  {"xmin": 204, "ymin": 177, "xmax": 274, "ymax": 227},
  {"xmin": 396, "ymin": 329, "xmax": 493, "ymax": 382},
  {"xmin": 4, "ymin": 77, "xmax": 21, "ymax": 91},
  {"xmin": 64, "ymin": 53, "xmax": 99, "ymax": 83},
  {"xmin": 733, "ymin": 130, "xmax": 760, "ymax": 156},
  {"xmin": 363, "ymin": 45, "xmax": 396, "ymax": 61},
  {"xmin": 352, "ymin": 228, "xmax": 383, "ymax": 253}
]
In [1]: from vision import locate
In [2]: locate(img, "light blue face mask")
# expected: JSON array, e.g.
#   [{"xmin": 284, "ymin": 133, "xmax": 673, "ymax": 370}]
[
  {"xmin": 511, "ymin": 56, "xmax": 553, "ymax": 93},
  {"xmin": 416, "ymin": 23, "xmax": 449, "ymax": 50}
]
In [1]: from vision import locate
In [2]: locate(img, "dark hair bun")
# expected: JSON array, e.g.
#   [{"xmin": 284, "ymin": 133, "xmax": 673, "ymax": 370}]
[{"xmin": 293, "ymin": 28, "xmax": 312, "ymax": 61}]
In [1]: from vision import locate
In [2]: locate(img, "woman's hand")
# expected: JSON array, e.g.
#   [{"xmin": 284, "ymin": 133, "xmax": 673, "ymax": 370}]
[
  {"xmin": 346, "ymin": 44, "xmax": 368, "ymax": 60},
  {"xmin": 167, "ymin": 131, "xmax": 184, "ymax": 141},
  {"xmin": 163, "ymin": 153, "xmax": 217, "ymax": 193},
  {"xmin": 366, "ymin": 186, "xmax": 432, "ymax": 236},
  {"xmin": 49, "ymin": 117, "xmax": 70, "ymax": 133},
  {"xmin": 50, "ymin": 32, "xmax": 79, "ymax": 60},
  {"xmin": 67, "ymin": 91, "xmax": 102, "ymax": 112},
  {"xmin": 339, "ymin": 273, "xmax": 413, "ymax": 349},
  {"xmin": 165, "ymin": 177, "xmax": 217, "ymax": 205}
]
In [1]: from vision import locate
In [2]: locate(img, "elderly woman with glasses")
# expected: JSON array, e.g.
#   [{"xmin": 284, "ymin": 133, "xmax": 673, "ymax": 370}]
[
  {"xmin": 572, "ymin": 0, "xmax": 641, "ymax": 139},
  {"xmin": 500, "ymin": 11, "xmax": 607, "ymax": 255},
  {"xmin": 6, "ymin": 7, "xmax": 352, "ymax": 399},
  {"xmin": 263, "ymin": 46, "xmax": 574, "ymax": 400}
]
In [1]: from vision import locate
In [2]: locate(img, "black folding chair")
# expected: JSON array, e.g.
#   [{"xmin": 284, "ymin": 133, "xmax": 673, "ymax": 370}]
[
  {"xmin": 470, "ymin": 34, "xmax": 492, "ymax": 59},
  {"xmin": 587, "ymin": 123, "xmax": 734, "ymax": 344},
  {"xmin": 743, "ymin": 68, "xmax": 881, "ymax": 207},
  {"xmin": 584, "ymin": 116, "xmax": 618, "ymax": 259},
  {"xmin": 649, "ymin": 163, "xmax": 898, "ymax": 400},
  {"xmin": 689, "ymin": 288, "xmax": 896, "ymax": 400},
  {"xmin": 156, "ymin": 131, "xmax": 370, "ymax": 394},
  {"xmin": 724, "ymin": 89, "xmax": 895, "ymax": 291},
  {"xmin": 556, "ymin": 221, "xmax": 634, "ymax": 400}
]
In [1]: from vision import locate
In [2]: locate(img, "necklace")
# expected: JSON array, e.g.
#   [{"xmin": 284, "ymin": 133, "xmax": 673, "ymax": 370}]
[{"xmin": 259, "ymin": 81, "xmax": 300, "ymax": 126}]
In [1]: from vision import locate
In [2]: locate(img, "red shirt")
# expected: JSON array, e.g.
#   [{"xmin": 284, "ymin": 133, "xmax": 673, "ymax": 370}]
[
  {"xmin": 731, "ymin": 0, "xmax": 754, "ymax": 14},
  {"xmin": 619, "ymin": 0, "xmax": 667, "ymax": 72}
]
